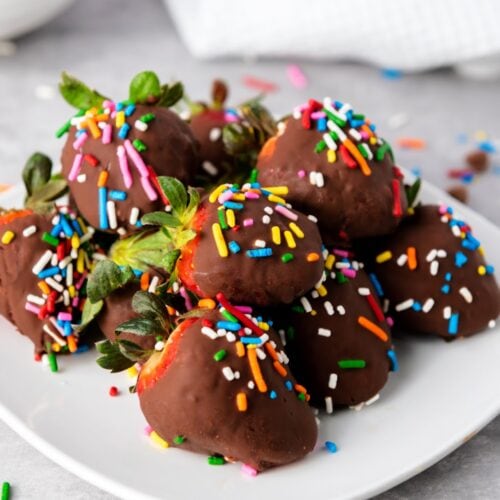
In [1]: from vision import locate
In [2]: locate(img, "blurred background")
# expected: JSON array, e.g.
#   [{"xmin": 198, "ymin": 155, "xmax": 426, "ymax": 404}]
[{"xmin": 0, "ymin": 0, "xmax": 499, "ymax": 498}]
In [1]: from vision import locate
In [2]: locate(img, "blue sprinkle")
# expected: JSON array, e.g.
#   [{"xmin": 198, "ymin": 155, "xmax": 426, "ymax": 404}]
[
  {"xmin": 381, "ymin": 68, "xmax": 403, "ymax": 80},
  {"xmin": 223, "ymin": 201, "xmax": 244, "ymax": 210},
  {"xmin": 246, "ymin": 248, "xmax": 273, "ymax": 258},
  {"xmin": 455, "ymin": 251, "xmax": 468, "ymax": 268},
  {"xmin": 285, "ymin": 380, "xmax": 293, "ymax": 391},
  {"xmin": 50, "ymin": 223, "xmax": 62, "ymax": 237},
  {"xmin": 240, "ymin": 337, "xmax": 262, "ymax": 345},
  {"xmin": 116, "ymin": 102, "xmax": 124, "ymax": 111},
  {"xmin": 485, "ymin": 265, "xmax": 495, "ymax": 275},
  {"xmin": 478, "ymin": 140, "xmax": 496, "ymax": 153},
  {"xmin": 135, "ymin": 220, "xmax": 142, "ymax": 228},
  {"xmin": 349, "ymin": 119, "xmax": 365, "ymax": 128},
  {"xmin": 63, "ymin": 321, "xmax": 72, "ymax": 337},
  {"xmin": 269, "ymin": 390, "xmax": 277, "ymax": 400},
  {"xmin": 411, "ymin": 166, "xmax": 421, "ymax": 177},
  {"xmin": 124, "ymin": 104, "xmax": 136, "ymax": 117},
  {"xmin": 493, "ymin": 165, "xmax": 500, "ymax": 176},
  {"xmin": 131, "ymin": 268, "xmax": 143, "ymax": 277},
  {"xmin": 60, "ymin": 268, "xmax": 67, "ymax": 278},
  {"xmin": 60, "ymin": 215, "xmax": 74, "ymax": 237},
  {"xmin": 346, "ymin": 110, "xmax": 353, "ymax": 120},
  {"xmin": 216, "ymin": 321, "xmax": 241, "ymax": 332},
  {"xmin": 98, "ymin": 187, "xmax": 108, "ymax": 230},
  {"xmin": 75, "ymin": 344, "xmax": 90, "ymax": 354},
  {"xmin": 228, "ymin": 241, "xmax": 241, "ymax": 254},
  {"xmin": 250, "ymin": 182, "xmax": 261, "ymax": 189},
  {"xmin": 109, "ymin": 190, "xmax": 127, "ymax": 201},
  {"xmin": 412, "ymin": 301, "xmax": 422, "ymax": 311},
  {"xmin": 57, "ymin": 319, "xmax": 64, "ymax": 328},
  {"xmin": 316, "ymin": 117, "xmax": 327, "ymax": 132},
  {"xmin": 448, "ymin": 313, "xmax": 459, "ymax": 335},
  {"xmin": 441, "ymin": 284, "xmax": 451, "ymax": 294},
  {"xmin": 387, "ymin": 349, "xmax": 399, "ymax": 372},
  {"xmin": 334, "ymin": 100, "xmax": 344, "ymax": 109},
  {"xmin": 75, "ymin": 129, "xmax": 87, "ymax": 137},
  {"xmin": 71, "ymin": 219, "xmax": 83, "ymax": 237},
  {"xmin": 369, "ymin": 123, "xmax": 376, "ymax": 132},
  {"xmin": 325, "ymin": 441, "xmax": 338, "ymax": 453},
  {"xmin": 445, "ymin": 272, "xmax": 452, "ymax": 282},
  {"xmin": 369, "ymin": 273, "xmax": 384, "ymax": 297},
  {"xmin": 38, "ymin": 267, "xmax": 60, "ymax": 279},
  {"xmin": 118, "ymin": 123, "xmax": 131, "ymax": 140}
]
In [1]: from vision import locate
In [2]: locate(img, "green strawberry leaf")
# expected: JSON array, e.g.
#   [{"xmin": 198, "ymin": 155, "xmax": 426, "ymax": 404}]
[
  {"xmin": 59, "ymin": 71, "xmax": 108, "ymax": 110},
  {"xmin": 132, "ymin": 291, "xmax": 167, "ymax": 324},
  {"xmin": 96, "ymin": 340, "xmax": 136, "ymax": 373},
  {"xmin": 75, "ymin": 298, "xmax": 103, "ymax": 333},
  {"xmin": 157, "ymin": 177, "xmax": 187, "ymax": 216},
  {"xmin": 141, "ymin": 211, "xmax": 182, "ymax": 227},
  {"xmin": 158, "ymin": 82, "xmax": 184, "ymax": 108},
  {"xmin": 117, "ymin": 339, "xmax": 153, "ymax": 363},
  {"xmin": 129, "ymin": 71, "xmax": 162, "ymax": 104},
  {"xmin": 26, "ymin": 179, "xmax": 68, "ymax": 207},
  {"xmin": 87, "ymin": 260, "xmax": 135, "ymax": 303},
  {"xmin": 175, "ymin": 229, "xmax": 196, "ymax": 249},
  {"xmin": 116, "ymin": 317, "xmax": 165, "ymax": 337},
  {"xmin": 184, "ymin": 187, "xmax": 200, "ymax": 221},
  {"xmin": 22, "ymin": 152, "xmax": 52, "ymax": 197},
  {"xmin": 177, "ymin": 308, "xmax": 211, "ymax": 320},
  {"xmin": 405, "ymin": 177, "xmax": 421, "ymax": 209}
]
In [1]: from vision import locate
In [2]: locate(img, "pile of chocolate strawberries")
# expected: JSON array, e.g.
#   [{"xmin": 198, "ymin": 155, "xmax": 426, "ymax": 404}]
[{"xmin": 0, "ymin": 71, "xmax": 498, "ymax": 473}]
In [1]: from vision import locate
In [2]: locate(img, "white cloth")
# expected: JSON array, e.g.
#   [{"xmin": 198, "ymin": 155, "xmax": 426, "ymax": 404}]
[{"xmin": 165, "ymin": 0, "xmax": 500, "ymax": 71}]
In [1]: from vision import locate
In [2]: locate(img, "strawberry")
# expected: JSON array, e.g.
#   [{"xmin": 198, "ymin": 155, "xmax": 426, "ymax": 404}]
[
  {"xmin": 57, "ymin": 71, "xmax": 199, "ymax": 234},
  {"xmin": 97, "ymin": 293, "xmax": 318, "ymax": 471}
]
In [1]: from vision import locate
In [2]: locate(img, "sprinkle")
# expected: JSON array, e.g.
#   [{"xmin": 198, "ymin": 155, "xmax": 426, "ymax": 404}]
[
  {"xmin": 318, "ymin": 328, "xmax": 331, "ymax": 337},
  {"xmin": 243, "ymin": 218, "xmax": 254, "ymax": 227},
  {"xmin": 124, "ymin": 139, "xmax": 148, "ymax": 177},
  {"xmin": 228, "ymin": 241, "xmax": 240, "ymax": 254},
  {"xmin": 489, "ymin": 320, "xmax": 496, "ymax": 329},
  {"xmin": 32, "ymin": 250, "xmax": 53, "ymax": 275},
  {"xmin": 73, "ymin": 131, "xmax": 88, "ymax": 150},
  {"xmin": 209, "ymin": 128, "xmax": 221, "ymax": 142},
  {"xmin": 448, "ymin": 313, "xmax": 459, "ymax": 335},
  {"xmin": 284, "ymin": 230, "xmax": 296, "ymax": 249},
  {"xmin": 140, "ymin": 176, "xmax": 158, "ymax": 201},
  {"xmin": 387, "ymin": 349, "xmax": 399, "ymax": 371},
  {"xmin": 395, "ymin": 298, "xmax": 414, "ymax": 312},
  {"xmin": 173, "ymin": 435, "xmax": 185, "ymax": 445},
  {"xmin": 338, "ymin": 359, "xmax": 366, "ymax": 369},
  {"xmin": 222, "ymin": 366, "xmax": 235, "ymax": 381},
  {"xmin": 443, "ymin": 307, "xmax": 452, "ymax": 320},
  {"xmin": 430, "ymin": 260, "xmax": 439, "ymax": 276},
  {"xmin": 241, "ymin": 464, "xmax": 258, "ymax": 477},
  {"xmin": 98, "ymin": 187, "xmax": 108, "ymax": 230},
  {"xmin": 129, "ymin": 207, "xmax": 140, "ymax": 226},
  {"xmin": 286, "ymin": 64, "xmax": 308, "ymax": 88},
  {"xmin": 406, "ymin": 246, "xmax": 417, "ymax": 270},
  {"xmin": 68, "ymin": 153, "xmax": 83, "ymax": 181},
  {"xmin": 109, "ymin": 190, "xmax": 127, "ymax": 201},
  {"xmin": 109, "ymin": 386, "xmax": 119, "ymax": 397},
  {"xmin": 358, "ymin": 316, "xmax": 388, "ymax": 342},
  {"xmin": 328, "ymin": 373, "xmax": 338, "ymax": 389},
  {"xmin": 376, "ymin": 251, "xmax": 392, "ymax": 263},
  {"xmin": 134, "ymin": 119, "xmax": 148, "ymax": 132},
  {"xmin": 2, "ymin": 482, "xmax": 10, "ymax": 500},
  {"xmin": 201, "ymin": 326, "xmax": 218, "ymax": 339},
  {"xmin": 133, "ymin": 138, "xmax": 147, "ymax": 152},
  {"xmin": 422, "ymin": 298, "xmax": 435, "ymax": 313},
  {"xmin": 150, "ymin": 431, "xmax": 169, "ymax": 448},
  {"xmin": 397, "ymin": 137, "xmax": 426, "ymax": 149},
  {"xmin": 274, "ymin": 204, "xmax": 298, "ymax": 221},
  {"xmin": 1, "ymin": 230, "xmax": 15, "ymax": 244},
  {"xmin": 325, "ymin": 441, "xmax": 338, "ymax": 453},
  {"xmin": 212, "ymin": 223, "xmax": 228, "ymax": 258},
  {"xmin": 246, "ymin": 248, "xmax": 272, "ymax": 258},
  {"xmin": 47, "ymin": 351, "xmax": 58, "ymax": 372},
  {"xmin": 271, "ymin": 226, "xmax": 281, "ymax": 245},
  {"xmin": 459, "ymin": 287, "xmax": 473, "ymax": 303},
  {"xmin": 242, "ymin": 75, "xmax": 278, "ymax": 93},
  {"xmin": 325, "ymin": 396, "xmax": 333, "ymax": 414},
  {"xmin": 116, "ymin": 145, "xmax": 133, "ymax": 188},
  {"xmin": 140, "ymin": 113, "xmax": 155, "ymax": 123},
  {"xmin": 281, "ymin": 252, "xmax": 294, "ymax": 263},
  {"xmin": 324, "ymin": 301, "xmax": 334, "ymax": 315},
  {"xmin": 247, "ymin": 347, "xmax": 267, "ymax": 392},
  {"xmin": 202, "ymin": 161, "xmax": 218, "ymax": 176},
  {"xmin": 213, "ymin": 349, "xmax": 227, "ymax": 361}
]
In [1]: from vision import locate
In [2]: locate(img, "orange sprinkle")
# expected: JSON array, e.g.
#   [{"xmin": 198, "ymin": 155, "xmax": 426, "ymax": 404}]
[
  {"xmin": 236, "ymin": 392, "xmax": 248, "ymax": 412},
  {"xmin": 357, "ymin": 315, "xmax": 389, "ymax": 342},
  {"xmin": 273, "ymin": 360, "xmax": 287, "ymax": 377},
  {"xmin": 407, "ymin": 246, "xmax": 417, "ymax": 270},
  {"xmin": 166, "ymin": 305, "xmax": 176, "ymax": 316},
  {"xmin": 140, "ymin": 272, "xmax": 150, "ymax": 291},
  {"xmin": 361, "ymin": 124, "xmax": 374, "ymax": 138},
  {"xmin": 258, "ymin": 136, "xmax": 277, "ymax": 160},
  {"xmin": 86, "ymin": 118, "xmax": 101, "ymax": 139},
  {"xmin": 344, "ymin": 138, "xmax": 372, "ymax": 176},
  {"xmin": 198, "ymin": 298, "xmax": 216, "ymax": 309},
  {"xmin": 306, "ymin": 252, "xmax": 320, "ymax": 262},
  {"xmin": 38, "ymin": 281, "xmax": 50, "ymax": 295},
  {"xmin": 94, "ymin": 113, "xmax": 110, "ymax": 122},
  {"xmin": 97, "ymin": 171, "xmax": 109, "ymax": 188},
  {"xmin": 397, "ymin": 137, "xmax": 426, "ymax": 149},
  {"xmin": 235, "ymin": 341, "xmax": 245, "ymax": 358},
  {"xmin": 294, "ymin": 384, "xmax": 307, "ymax": 394},
  {"xmin": 264, "ymin": 342, "xmax": 279, "ymax": 361},
  {"xmin": 0, "ymin": 209, "xmax": 32, "ymax": 226},
  {"xmin": 67, "ymin": 335, "xmax": 77, "ymax": 353},
  {"xmin": 247, "ymin": 347, "xmax": 267, "ymax": 393}
]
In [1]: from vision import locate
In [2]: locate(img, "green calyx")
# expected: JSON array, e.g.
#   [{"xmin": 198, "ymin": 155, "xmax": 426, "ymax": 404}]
[{"xmin": 405, "ymin": 177, "xmax": 421, "ymax": 210}]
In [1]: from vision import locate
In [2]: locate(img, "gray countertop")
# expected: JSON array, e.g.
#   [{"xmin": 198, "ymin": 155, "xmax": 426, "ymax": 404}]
[{"xmin": 0, "ymin": 1, "xmax": 498, "ymax": 498}]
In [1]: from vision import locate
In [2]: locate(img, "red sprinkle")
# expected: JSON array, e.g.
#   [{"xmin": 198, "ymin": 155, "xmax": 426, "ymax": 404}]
[
  {"xmin": 242, "ymin": 75, "xmax": 278, "ymax": 93},
  {"xmin": 34, "ymin": 353, "xmax": 42, "ymax": 362},
  {"xmin": 83, "ymin": 154, "xmax": 99, "ymax": 167},
  {"xmin": 201, "ymin": 319, "xmax": 214, "ymax": 328},
  {"xmin": 339, "ymin": 145, "xmax": 357, "ymax": 168},
  {"xmin": 147, "ymin": 166, "xmax": 170, "ymax": 206},
  {"xmin": 392, "ymin": 179, "xmax": 403, "ymax": 217},
  {"xmin": 366, "ymin": 294, "xmax": 386, "ymax": 323},
  {"xmin": 392, "ymin": 166, "xmax": 404, "ymax": 179},
  {"xmin": 109, "ymin": 386, "xmax": 119, "ymax": 397},
  {"xmin": 447, "ymin": 168, "xmax": 473, "ymax": 179}
]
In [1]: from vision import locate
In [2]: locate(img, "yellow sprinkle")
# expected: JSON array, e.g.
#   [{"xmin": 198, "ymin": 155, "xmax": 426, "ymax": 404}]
[
  {"xmin": 311, "ymin": 310, "xmax": 317, "ymax": 316},
  {"xmin": 316, "ymin": 284, "xmax": 328, "ymax": 297},
  {"xmin": 258, "ymin": 322, "xmax": 269, "ymax": 331},
  {"xmin": 284, "ymin": 230, "xmax": 296, "ymax": 249},
  {"xmin": 478, "ymin": 246, "xmax": 485, "ymax": 256},
  {"xmin": 77, "ymin": 250, "xmax": 85, "ymax": 273},
  {"xmin": 262, "ymin": 186, "xmax": 289, "ymax": 195},
  {"xmin": 71, "ymin": 233, "xmax": 80, "ymax": 249},
  {"xmin": 325, "ymin": 254, "xmax": 336, "ymax": 270},
  {"xmin": 376, "ymin": 251, "xmax": 392, "ymax": 264},
  {"xmin": 38, "ymin": 281, "xmax": 50, "ymax": 295},
  {"xmin": 127, "ymin": 366, "xmax": 139, "ymax": 378},
  {"xmin": 306, "ymin": 252, "xmax": 320, "ymax": 262},
  {"xmin": 289, "ymin": 222, "xmax": 305, "ymax": 239},
  {"xmin": 198, "ymin": 298, "xmax": 216, "ymax": 309},
  {"xmin": 271, "ymin": 226, "xmax": 281, "ymax": 245},
  {"xmin": 150, "ymin": 431, "xmax": 169, "ymax": 448},
  {"xmin": 478, "ymin": 265, "xmax": 486, "ymax": 276},
  {"xmin": 1, "ymin": 230, "xmax": 15, "ymax": 244},
  {"xmin": 268, "ymin": 194, "xmax": 287, "ymax": 205},
  {"xmin": 52, "ymin": 343, "xmax": 61, "ymax": 353},
  {"xmin": 474, "ymin": 130, "xmax": 487, "ymax": 141},
  {"xmin": 407, "ymin": 207, "xmax": 415, "ymax": 216},
  {"xmin": 77, "ymin": 217, "xmax": 88, "ymax": 234},
  {"xmin": 236, "ymin": 392, "xmax": 248, "ymax": 412},
  {"xmin": 86, "ymin": 107, "xmax": 98, "ymax": 117},
  {"xmin": 369, "ymin": 137, "xmax": 377, "ymax": 145},
  {"xmin": 212, "ymin": 223, "xmax": 228, "ymax": 257},
  {"xmin": 115, "ymin": 110, "xmax": 125, "ymax": 128},
  {"xmin": 327, "ymin": 150, "xmax": 337, "ymax": 163},
  {"xmin": 68, "ymin": 285, "xmax": 76, "ymax": 298},
  {"xmin": 231, "ymin": 193, "xmax": 246, "ymax": 201},
  {"xmin": 209, "ymin": 184, "xmax": 229, "ymax": 203},
  {"xmin": 226, "ymin": 209, "xmax": 236, "ymax": 228}
]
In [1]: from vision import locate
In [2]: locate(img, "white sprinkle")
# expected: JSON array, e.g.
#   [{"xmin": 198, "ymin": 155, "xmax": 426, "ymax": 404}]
[
  {"xmin": 256, "ymin": 348, "xmax": 266, "ymax": 360},
  {"xmin": 117, "ymin": 227, "xmax": 127, "ymax": 236},
  {"xmin": 216, "ymin": 328, "xmax": 227, "ymax": 337},
  {"xmin": 383, "ymin": 299, "xmax": 390, "ymax": 313},
  {"xmin": 63, "ymin": 290, "xmax": 70, "ymax": 306},
  {"xmin": 43, "ymin": 325, "xmax": 66, "ymax": 346},
  {"xmin": 300, "ymin": 297, "xmax": 312, "ymax": 313},
  {"xmin": 365, "ymin": 393, "xmax": 380, "ymax": 406},
  {"xmin": 443, "ymin": 306, "xmax": 452, "ymax": 319},
  {"xmin": 395, "ymin": 299, "xmax": 414, "ymax": 311},
  {"xmin": 459, "ymin": 287, "xmax": 473, "ymax": 304},
  {"xmin": 430, "ymin": 260, "xmax": 439, "ymax": 276},
  {"xmin": 452, "ymin": 225, "xmax": 462, "ymax": 237},
  {"xmin": 134, "ymin": 120, "xmax": 148, "ymax": 132},
  {"xmin": 324, "ymin": 301, "xmax": 334, "ymax": 315},
  {"xmin": 328, "ymin": 373, "xmax": 338, "ymax": 389},
  {"xmin": 226, "ymin": 332, "xmax": 236, "ymax": 342},
  {"xmin": 350, "ymin": 403, "xmax": 365, "ymax": 411},
  {"xmin": 27, "ymin": 294, "xmax": 45, "ymax": 306},
  {"xmin": 315, "ymin": 172, "xmax": 325, "ymax": 188},
  {"xmin": 179, "ymin": 110, "xmax": 191, "ymax": 121},
  {"xmin": 437, "ymin": 249, "xmax": 447, "ymax": 258},
  {"xmin": 422, "ymin": 298, "xmax": 435, "ymax": 313},
  {"xmin": 318, "ymin": 328, "xmax": 331, "ymax": 337},
  {"xmin": 309, "ymin": 171, "xmax": 317, "ymax": 186},
  {"xmin": 54, "ymin": 274, "xmax": 62, "ymax": 282},
  {"xmin": 335, "ymin": 262, "xmax": 350, "ymax": 269},
  {"xmin": 325, "ymin": 396, "xmax": 333, "ymax": 414},
  {"xmin": 426, "ymin": 249, "xmax": 437, "ymax": 262},
  {"xmin": 107, "ymin": 201, "xmax": 117, "ymax": 229},
  {"xmin": 264, "ymin": 206, "xmax": 273, "ymax": 215},
  {"xmin": 280, "ymin": 350, "xmax": 290, "ymax": 364},
  {"xmin": 323, "ymin": 133, "xmax": 337, "ymax": 151},
  {"xmin": 45, "ymin": 278, "xmax": 63, "ymax": 292},
  {"xmin": 129, "ymin": 207, "xmax": 140, "ymax": 225},
  {"xmin": 349, "ymin": 128, "xmax": 362, "ymax": 141},
  {"xmin": 247, "ymin": 380, "xmax": 255, "ymax": 389},
  {"xmin": 278, "ymin": 329, "xmax": 286, "ymax": 346},
  {"xmin": 357, "ymin": 287, "xmax": 370, "ymax": 296},
  {"xmin": 201, "ymin": 326, "xmax": 217, "ymax": 339},
  {"xmin": 50, "ymin": 253, "xmax": 58, "ymax": 266},
  {"xmin": 222, "ymin": 366, "xmax": 235, "ymax": 381},
  {"xmin": 202, "ymin": 161, "xmax": 218, "ymax": 176},
  {"xmin": 155, "ymin": 341, "xmax": 165, "ymax": 351},
  {"xmin": 32, "ymin": 250, "xmax": 53, "ymax": 275},
  {"xmin": 308, "ymin": 214, "xmax": 318, "ymax": 223},
  {"xmin": 489, "ymin": 319, "xmax": 496, "ymax": 329},
  {"xmin": 397, "ymin": 254, "xmax": 408, "ymax": 266},
  {"xmin": 262, "ymin": 215, "xmax": 271, "ymax": 224},
  {"xmin": 66, "ymin": 263, "xmax": 73, "ymax": 286},
  {"xmin": 22, "ymin": 225, "xmax": 37, "ymax": 237},
  {"xmin": 148, "ymin": 276, "xmax": 159, "ymax": 293},
  {"xmin": 311, "ymin": 290, "xmax": 319, "ymax": 299},
  {"xmin": 337, "ymin": 305, "xmax": 346, "ymax": 316},
  {"xmin": 209, "ymin": 128, "xmax": 222, "ymax": 142},
  {"xmin": 254, "ymin": 239, "xmax": 266, "ymax": 248},
  {"xmin": 277, "ymin": 121, "xmax": 287, "ymax": 135},
  {"xmin": 234, "ymin": 371, "xmax": 240, "ymax": 380},
  {"xmin": 77, "ymin": 174, "xmax": 87, "ymax": 183},
  {"xmin": 387, "ymin": 112, "xmax": 409, "ymax": 129}
]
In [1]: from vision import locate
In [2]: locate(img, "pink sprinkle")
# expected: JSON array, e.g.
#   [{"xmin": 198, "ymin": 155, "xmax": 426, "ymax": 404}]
[
  {"xmin": 72, "ymin": 297, "xmax": 80, "ymax": 307},
  {"xmin": 144, "ymin": 425, "xmax": 153, "ymax": 436},
  {"xmin": 310, "ymin": 111, "xmax": 326, "ymax": 120},
  {"xmin": 386, "ymin": 317, "xmax": 394, "ymax": 327},
  {"xmin": 25, "ymin": 302, "xmax": 40, "ymax": 315},
  {"xmin": 57, "ymin": 312, "xmax": 72, "ymax": 322},
  {"xmin": 243, "ymin": 218, "xmax": 254, "ymax": 227},
  {"xmin": 102, "ymin": 124, "xmax": 112, "ymax": 145},
  {"xmin": 275, "ymin": 204, "xmax": 298, "ymax": 221},
  {"xmin": 75, "ymin": 272, "xmax": 87, "ymax": 290},
  {"xmin": 224, "ymin": 112, "xmax": 239, "ymax": 123},
  {"xmin": 341, "ymin": 268, "xmax": 356, "ymax": 279},
  {"xmin": 297, "ymin": 169, "xmax": 306, "ymax": 178},
  {"xmin": 241, "ymin": 464, "xmax": 258, "ymax": 477},
  {"xmin": 117, "ymin": 146, "xmax": 133, "ymax": 189},
  {"xmin": 218, "ymin": 190, "xmax": 234, "ymax": 204},
  {"xmin": 333, "ymin": 249, "xmax": 350, "ymax": 258},
  {"xmin": 287, "ymin": 64, "xmax": 308, "ymax": 89},
  {"xmin": 124, "ymin": 139, "xmax": 149, "ymax": 177},
  {"xmin": 234, "ymin": 305, "xmax": 253, "ymax": 314},
  {"xmin": 140, "ymin": 176, "xmax": 159, "ymax": 201},
  {"xmin": 242, "ymin": 75, "xmax": 278, "ymax": 93},
  {"xmin": 68, "ymin": 153, "xmax": 83, "ymax": 181},
  {"xmin": 438, "ymin": 204, "xmax": 448, "ymax": 215},
  {"xmin": 245, "ymin": 191, "xmax": 260, "ymax": 200},
  {"xmin": 103, "ymin": 100, "xmax": 116, "ymax": 111},
  {"xmin": 360, "ymin": 131, "xmax": 369, "ymax": 140},
  {"xmin": 179, "ymin": 286, "xmax": 193, "ymax": 311},
  {"xmin": 73, "ymin": 132, "xmax": 88, "ymax": 151}
]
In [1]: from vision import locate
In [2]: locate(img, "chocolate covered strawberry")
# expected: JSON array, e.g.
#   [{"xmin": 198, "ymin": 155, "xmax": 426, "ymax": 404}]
[
  {"xmin": 108, "ymin": 177, "xmax": 325, "ymax": 306},
  {"xmin": 97, "ymin": 292, "xmax": 318, "ymax": 470},
  {"xmin": 58, "ymin": 71, "xmax": 199, "ymax": 234}
]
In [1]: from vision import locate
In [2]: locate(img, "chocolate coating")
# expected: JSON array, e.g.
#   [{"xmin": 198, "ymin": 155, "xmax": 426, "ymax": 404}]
[
  {"xmin": 61, "ymin": 105, "xmax": 199, "ymax": 233},
  {"xmin": 257, "ymin": 112, "xmax": 407, "ymax": 242},
  {"xmin": 178, "ymin": 187, "xmax": 324, "ymax": 306},
  {"xmin": 358, "ymin": 204, "xmax": 500, "ymax": 339},
  {"xmin": 139, "ymin": 310, "xmax": 318, "ymax": 470},
  {"xmin": 283, "ymin": 251, "xmax": 393, "ymax": 408}
]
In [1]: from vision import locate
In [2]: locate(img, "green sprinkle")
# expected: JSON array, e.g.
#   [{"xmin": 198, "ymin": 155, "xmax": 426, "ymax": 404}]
[
  {"xmin": 338, "ymin": 359, "xmax": 366, "ymax": 369},
  {"xmin": 352, "ymin": 113, "xmax": 365, "ymax": 121},
  {"xmin": 290, "ymin": 305, "xmax": 304, "ymax": 313},
  {"xmin": 217, "ymin": 208, "xmax": 228, "ymax": 230},
  {"xmin": 213, "ymin": 349, "xmax": 227, "ymax": 362},
  {"xmin": 48, "ymin": 352, "xmax": 58, "ymax": 373},
  {"xmin": 2, "ymin": 482, "xmax": 10, "ymax": 500},
  {"xmin": 140, "ymin": 113, "xmax": 156, "ymax": 123},
  {"xmin": 41, "ymin": 232, "xmax": 59, "ymax": 246},
  {"xmin": 297, "ymin": 392, "xmax": 306, "ymax": 401},
  {"xmin": 249, "ymin": 168, "xmax": 258, "ymax": 184},
  {"xmin": 133, "ymin": 139, "xmax": 147, "ymax": 152},
  {"xmin": 336, "ymin": 272, "xmax": 348, "ymax": 284},
  {"xmin": 208, "ymin": 455, "xmax": 225, "ymax": 466},
  {"xmin": 281, "ymin": 252, "xmax": 294, "ymax": 263},
  {"xmin": 220, "ymin": 309, "xmax": 238, "ymax": 323},
  {"xmin": 329, "ymin": 130, "xmax": 338, "ymax": 141},
  {"xmin": 314, "ymin": 140, "xmax": 326, "ymax": 153},
  {"xmin": 376, "ymin": 142, "xmax": 394, "ymax": 162},
  {"xmin": 55, "ymin": 120, "xmax": 71, "ymax": 138},
  {"xmin": 286, "ymin": 326, "xmax": 296, "ymax": 340},
  {"xmin": 357, "ymin": 143, "xmax": 369, "ymax": 158},
  {"xmin": 324, "ymin": 108, "xmax": 346, "ymax": 127},
  {"xmin": 173, "ymin": 435, "xmax": 185, "ymax": 445}
]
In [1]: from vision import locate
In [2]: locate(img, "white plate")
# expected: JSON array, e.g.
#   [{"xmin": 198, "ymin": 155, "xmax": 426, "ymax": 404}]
[{"xmin": 0, "ymin": 178, "xmax": 499, "ymax": 500}]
